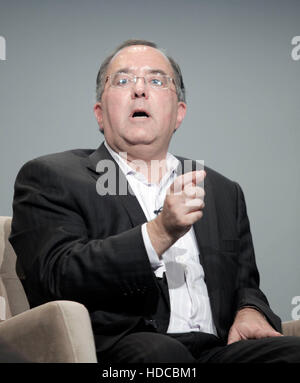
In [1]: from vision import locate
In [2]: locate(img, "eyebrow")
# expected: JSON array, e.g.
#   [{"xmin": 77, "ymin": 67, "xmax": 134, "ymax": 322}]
[{"xmin": 115, "ymin": 68, "xmax": 168, "ymax": 76}]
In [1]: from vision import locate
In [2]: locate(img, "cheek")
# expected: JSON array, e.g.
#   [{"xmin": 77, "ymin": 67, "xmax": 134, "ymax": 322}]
[
  {"xmin": 153, "ymin": 95, "xmax": 172, "ymax": 117},
  {"xmin": 156, "ymin": 92, "xmax": 178, "ymax": 113},
  {"xmin": 159, "ymin": 100, "xmax": 179, "ymax": 124},
  {"xmin": 105, "ymin": 94, "xmax": 128, "ymax": 124}
]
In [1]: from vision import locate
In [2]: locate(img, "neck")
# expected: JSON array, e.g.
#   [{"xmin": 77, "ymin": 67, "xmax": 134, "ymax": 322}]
[{"xmin": 105, "ymin": 141, "xmax": 169, "ymax": 183}]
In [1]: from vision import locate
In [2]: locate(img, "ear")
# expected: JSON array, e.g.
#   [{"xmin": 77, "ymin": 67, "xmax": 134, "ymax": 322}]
[
  {"xmin": 174, "ymin": 101, "xmax": 187, "ymax": 132},
  {"xmin": 94, "ymin": 102, "xmax": 104, "ymax": 132}
]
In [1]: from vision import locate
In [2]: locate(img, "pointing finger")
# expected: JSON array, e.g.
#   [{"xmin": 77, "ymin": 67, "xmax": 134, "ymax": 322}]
[{"xmin": 171, "ymin": 170, "xmax": 206, "ymax": 193}]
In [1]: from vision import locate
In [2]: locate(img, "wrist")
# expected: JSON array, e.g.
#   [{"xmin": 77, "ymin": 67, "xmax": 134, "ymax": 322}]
[
  {"xmin": 146, "ymin": 217, "xmax": 176, "ymax": 258},
  {"xmin": 236, "ymin": 306, "xmax": 266, "ymax": 320}
]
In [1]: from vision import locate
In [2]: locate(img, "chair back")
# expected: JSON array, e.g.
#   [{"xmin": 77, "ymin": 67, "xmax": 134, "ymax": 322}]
[{"xmin": 0, "ymin": 216, "xmax": 29, "ymax": 320}]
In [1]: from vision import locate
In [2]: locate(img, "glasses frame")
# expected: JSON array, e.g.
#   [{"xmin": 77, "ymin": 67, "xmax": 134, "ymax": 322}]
[{"xmin": 105, "ymin": 72, "xmax": 175, "ymax": 91}]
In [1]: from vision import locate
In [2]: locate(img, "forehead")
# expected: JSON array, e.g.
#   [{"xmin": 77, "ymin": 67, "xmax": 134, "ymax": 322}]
[{"xmin": 107, "ymin": 45, "xmax": 174, "ymax": 75}]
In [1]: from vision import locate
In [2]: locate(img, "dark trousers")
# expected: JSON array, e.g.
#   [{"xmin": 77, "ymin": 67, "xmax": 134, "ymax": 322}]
[{"xmin": 99, "ymin": 331, "xmax": 300, "ymax": 363}]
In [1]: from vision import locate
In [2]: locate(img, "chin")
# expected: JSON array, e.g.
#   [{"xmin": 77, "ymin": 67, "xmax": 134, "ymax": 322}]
[
  {"xmin": 127, "ymin": 140, "xmax": 154, "ymax": 148},
  {"xmin": 124, "ymin": 132, "xmax": 155, "ymax": 146}
]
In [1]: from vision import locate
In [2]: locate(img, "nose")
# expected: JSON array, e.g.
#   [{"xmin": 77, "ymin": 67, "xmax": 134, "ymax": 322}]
[{"xmin": 131, "ymin": 76, "xmax": 149, "ymax": 99}]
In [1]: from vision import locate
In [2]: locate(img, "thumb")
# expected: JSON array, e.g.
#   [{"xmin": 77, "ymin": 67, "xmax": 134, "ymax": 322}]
[{"xmin": 227, "ymin": 327, "xmax": 242, "ymax": 345}]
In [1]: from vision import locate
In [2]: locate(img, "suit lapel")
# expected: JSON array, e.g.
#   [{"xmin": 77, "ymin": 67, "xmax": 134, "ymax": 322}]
[
  {"xmin": 175, "ymin": 158, "xmax": 220, "ymax": 265},
  {"xmin": 176, "ymin": 158, "xmax": 222, "ymax": 332},
  {"xmin": 192, "ymin": 175, "xmax": 220, "ymax": 267},
  {"xmin": 86, "ymin": 142, "xmax": 147, "ymax": 227},
  {"xmin": 192, "ymin": 172, "xmax": 222, "ymax": 327}
]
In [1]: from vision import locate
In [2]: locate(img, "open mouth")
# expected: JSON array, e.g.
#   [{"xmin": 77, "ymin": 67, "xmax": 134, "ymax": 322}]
[{"xmin": 131, "ymin": 110, "xmax": 150, "ymax": 118}]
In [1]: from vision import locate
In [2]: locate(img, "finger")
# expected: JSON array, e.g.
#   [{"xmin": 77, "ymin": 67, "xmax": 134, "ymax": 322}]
[
  {"xmin": 184, "ymin": 198, "xmax": 205, "ymax": 209},
  {"xmin": 184, "ymin": 184, "xmax": 205, "ymax": 199},
  {"xmin": 227, "ymin": 328, "xmax": 242, "ymax": 345},
  {"xmin": 191, "ymin": 170, "xmax": 206, "ymax": 186},
  {"xmin": 273, "ymin": 331, "xmax": 284, "ymax": 337},
  {"xmin": 261, "ymin": 330, "xmax": 284, "ymax": 338},
  {"xmin": 171, "ymin": 171, "xmax": 206, "ymax": 193}
]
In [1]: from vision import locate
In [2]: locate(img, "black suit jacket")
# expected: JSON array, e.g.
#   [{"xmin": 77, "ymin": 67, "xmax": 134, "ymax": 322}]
[{"xmin": 9, "ymin": 142, "xmax": 281, "ymax": 352}]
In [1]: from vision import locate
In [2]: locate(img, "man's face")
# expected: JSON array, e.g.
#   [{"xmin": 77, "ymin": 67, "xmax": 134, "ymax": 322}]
[{"xmin": 94, "ymin": 45, "xmax": 186, "ymax": 160}]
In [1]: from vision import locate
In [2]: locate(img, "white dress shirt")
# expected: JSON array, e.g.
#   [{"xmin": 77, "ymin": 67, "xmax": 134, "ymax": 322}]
[{"xmin": 105, "ymin": 141, "xmax": 217, "ymax": 335}]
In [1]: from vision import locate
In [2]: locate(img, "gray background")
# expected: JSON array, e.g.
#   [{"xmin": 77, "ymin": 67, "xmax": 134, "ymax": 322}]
[{"xmin": 0, "ymin": 0, "xmax": 299, "ymax": 321}]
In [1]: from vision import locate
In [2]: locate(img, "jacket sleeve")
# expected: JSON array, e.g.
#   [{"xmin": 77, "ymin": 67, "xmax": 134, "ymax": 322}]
[
  {"xmin": 234, "ymin": 182, "xmax": 282, "ymax": 332},
  {"xmin": 9, "ymin": 159, "xmax": 159, "ymax": 314}
]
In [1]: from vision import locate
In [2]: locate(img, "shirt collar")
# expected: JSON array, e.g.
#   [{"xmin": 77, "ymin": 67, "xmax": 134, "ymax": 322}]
[
  {"xmin": 104, "ymin": 140, "xmax": 134, "ymax": 177},
  {"xmin": 104, "ymin": 140, "xmax": 179, "ymax": 185}
]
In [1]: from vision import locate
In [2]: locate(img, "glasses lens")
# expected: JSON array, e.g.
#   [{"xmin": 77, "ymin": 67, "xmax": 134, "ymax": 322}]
[
  {"xmin": 146, "ymin": 74, "xmax": 169, "ymax": 88},
  {"xmin": 111, "ymin": 73, "xmax": 132, "ymax": 87}
]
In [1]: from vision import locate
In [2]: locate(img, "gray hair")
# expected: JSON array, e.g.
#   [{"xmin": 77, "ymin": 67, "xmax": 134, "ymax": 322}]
[{"xmin": 95, "ymin": 39, "xmax": 186, "ymax": 103}]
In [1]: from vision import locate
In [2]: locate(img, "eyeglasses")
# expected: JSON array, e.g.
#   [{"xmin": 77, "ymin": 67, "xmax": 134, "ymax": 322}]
[{"xmin": 106, "ymin": 72, "xmax": 175, "ymax": 90}]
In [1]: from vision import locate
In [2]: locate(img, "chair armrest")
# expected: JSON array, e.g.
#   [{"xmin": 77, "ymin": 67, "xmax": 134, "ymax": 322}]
[
  {"xmin": 0, "ymin": 300, "xmax": 97, "ymax": 362},
  {"xmin": 282, "ymin": 320, "xmax": 300, "ymax": 337}
]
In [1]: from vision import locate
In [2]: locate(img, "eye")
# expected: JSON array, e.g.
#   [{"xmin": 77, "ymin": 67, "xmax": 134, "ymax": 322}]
[
  {"xmin": 149, "ymin": 76, "xmax": 164, "ymax": 87},
  {"xmin": 111, "ymin": 73, "xmax": 131, "ymax": 87},
  {"xmin": 147, "ymin": 74, "xmax": 168, "ymax": 88},
  {"xmin": 151, "ymin": 78, "xmax": 163, "ymax": 86},
  {"xmin": 118, "ymin": 78, "xmax": 129, "ymax": 85}
]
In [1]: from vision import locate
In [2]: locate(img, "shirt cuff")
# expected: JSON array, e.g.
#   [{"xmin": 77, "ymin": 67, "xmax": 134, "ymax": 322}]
[{"xmin": 141, "ymin": 223, "xmax": 166, "ymax": 277}]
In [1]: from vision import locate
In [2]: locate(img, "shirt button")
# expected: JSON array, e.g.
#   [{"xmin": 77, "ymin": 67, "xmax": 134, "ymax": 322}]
[{"xmin": 145, "ymin": 319, "xmax": 158, "ymax": 329}]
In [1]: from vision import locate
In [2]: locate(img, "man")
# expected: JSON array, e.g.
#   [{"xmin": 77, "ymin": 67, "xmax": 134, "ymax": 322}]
[{"xmin": 10, "ymin": 40, "xmax": 300, "ymax": 362}]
